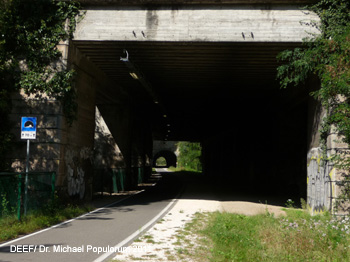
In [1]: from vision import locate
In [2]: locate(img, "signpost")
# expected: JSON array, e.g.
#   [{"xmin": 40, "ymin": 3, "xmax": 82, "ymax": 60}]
[
  {"xmin": 21, "ymin": 117, "xmax": 37, "ymax": 215},
  {"xmin": 21, "ymin": 117, "xmax": 37, "ymax": 140}
]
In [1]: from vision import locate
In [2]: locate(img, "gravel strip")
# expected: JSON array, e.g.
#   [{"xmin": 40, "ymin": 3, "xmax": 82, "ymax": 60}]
[{"xmin": 112, "ymin": 198, "xmax": 221, "ymax": 262}]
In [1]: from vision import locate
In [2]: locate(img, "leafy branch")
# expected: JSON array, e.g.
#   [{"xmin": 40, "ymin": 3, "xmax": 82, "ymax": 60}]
[
  {"xmin": 277, "ymin": 0, "xmax": 350, "ymax": 152},
  {"xmin": 277, "ymin": 0, "xmax": 350, "ymax": 211},
  {"xmin": 0, "ymin": 0, "xmax": 81, "ymax": 170}
]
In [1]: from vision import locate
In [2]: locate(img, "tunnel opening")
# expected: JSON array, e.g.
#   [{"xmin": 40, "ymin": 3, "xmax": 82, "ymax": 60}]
[
  {"xmin": 201, "ymin": 85, "xmax": 311, "ymax": 207},
  {"xmin": 153, "ymin": 150, "xmax": 177, "ymax": 168},
  {"xmin": 155, "ymin": 157, "xmax": 167, "ymax": 167},
  {"xmin": 73, "ymin": 40, "xmax": 312, "ymax": 207}
]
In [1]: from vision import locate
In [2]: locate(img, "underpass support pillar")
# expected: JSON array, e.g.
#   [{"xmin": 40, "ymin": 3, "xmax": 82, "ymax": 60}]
[{"xmin": 306, "ymin": 94, "xmax": 348, "ymax": 215}]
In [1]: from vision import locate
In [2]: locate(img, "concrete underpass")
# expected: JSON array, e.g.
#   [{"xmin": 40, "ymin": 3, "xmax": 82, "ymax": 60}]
[{"xmin": 9, "ymin": 0, "xmax": 333, "ymax": 213}]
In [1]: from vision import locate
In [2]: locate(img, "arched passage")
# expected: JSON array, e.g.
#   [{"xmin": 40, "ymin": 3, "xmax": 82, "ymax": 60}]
[{"xmin": 153, "ymin": 150, "xmax": 177, "ymax": 168}]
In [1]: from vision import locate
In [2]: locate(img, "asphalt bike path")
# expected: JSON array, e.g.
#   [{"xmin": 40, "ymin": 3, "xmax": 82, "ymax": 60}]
[{"xmin": 0, "ymin": 172, "xmax": 183, "ymax": 262}]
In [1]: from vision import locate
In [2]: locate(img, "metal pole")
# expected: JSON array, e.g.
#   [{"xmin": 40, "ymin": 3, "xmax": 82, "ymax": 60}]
[
  {"xmin": 120, "ymin": 168, "xmax": 125, "ymax": 192},
  {"xmin": 112, "ymin": 170, "xmax": 118, "ymax": 193},
  {"xmin": 17, "ymin": 173, "xmax": 22, "ymax": 221},
  {"xmin": 24, "ymin": 139, "xmax": 30, "ymax": 216},
  {"xmin": 51, "ymin": 172, "xmax": 56, "ymax": 201}
]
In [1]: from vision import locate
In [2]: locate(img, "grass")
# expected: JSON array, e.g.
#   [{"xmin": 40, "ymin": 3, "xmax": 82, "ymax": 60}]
[
  {"xmin": 0, "ymin": 203, "xmax": 92, "ymax": 242},
  {"xmin": 196, "ymin": 209, "xmax": 350, "ymax": 262},
  {"xmin": 170, "ymin": 212, "xmax": 213, "ymax": 262},
  {"xmin": 167, "ymin": 166, "xmax": 202, "ymax": 173},
  {"xmin": 111, "ymin": 200, "xmax": 350, "ymax": 261}
]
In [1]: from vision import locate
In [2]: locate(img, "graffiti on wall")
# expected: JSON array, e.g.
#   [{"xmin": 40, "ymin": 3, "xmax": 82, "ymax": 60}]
[
  {"xmin": 65, "ymin": 147, "xmax": 93, "ymax": 199},
  {"xmin": 307, "ymin": 147, "xmax": 335, "ymax": 214}
]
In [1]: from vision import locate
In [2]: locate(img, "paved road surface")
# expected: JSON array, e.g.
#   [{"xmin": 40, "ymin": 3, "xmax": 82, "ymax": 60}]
[{"xmin": 0, "ymin": 171, "xmax": 182, "ymax": 262}]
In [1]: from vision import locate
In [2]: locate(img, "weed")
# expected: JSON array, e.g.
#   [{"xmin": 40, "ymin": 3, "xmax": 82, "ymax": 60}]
[
  {"xmin": 1, "ymin": 193, "xmax": 10, "ymax": 217},
  {"xmin": 300, "ymin": 198, "xmax": 308, "ymax": 210},
  {"xmin": 128, "ymin": 255, "xmax": 145, "ymax": 260},
  {"xmin": 175, "ymin": 247, "xmax": 189, "ymax": 255},
  {"xmin": 285, "ymin": 199, "xmax": 295, "ymax": 208},
  {"xmin": 142, "ymin": 234, "xmax": 153, "ymax": 240},
  {"xmin": 157, "ymin": 218, "xmax": 165, "ymax": 224},
  {"xmin": 142, "ymin": 254, "xmax": 157, "ymax": 258},
  {"xmin": 0, "ymin": 203, "xmax": 92, "ymax": 242},
  {"xmin": 201, "ymin": 210, "xmax": 350, "ymax": 262}
]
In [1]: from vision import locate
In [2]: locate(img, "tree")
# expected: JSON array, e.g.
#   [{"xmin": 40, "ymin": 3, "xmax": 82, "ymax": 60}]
[
  {"xmin": 0, "ymin": 0, "xmax": 81, "ymax": 170},
  {"xmin": 177, "ymin": 142, "xmax": 202, "ymax": 172},
  {"xmin": 277, "ymin": 0, "xmax": 350, "ymax": 158}
]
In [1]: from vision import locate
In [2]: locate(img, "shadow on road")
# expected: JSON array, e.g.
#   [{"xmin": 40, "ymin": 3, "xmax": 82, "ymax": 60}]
[{"xmin": 90, "ymin": 170, "xmax": 293, "ymax": 212}]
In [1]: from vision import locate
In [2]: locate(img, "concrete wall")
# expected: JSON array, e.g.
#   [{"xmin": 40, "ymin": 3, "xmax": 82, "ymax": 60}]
[
  {"xmin": 96, "ymin": 97, "xmax": 153, "ymax": 189},
  {"xmin": 78, "ymin": 0, "xmax": 316, "ymax": 5},
  {"xmin": 74, "ymin": 5, "xmax": 319, "ymax": 43},
  {"xmin": 7, "ymin": 37, "xmax": 156, "ymax": 199},
  {"xmin": 59, "ymin": 46, "xmax": 97, "ymax": 200},
  {"xmin": 94, "ymin": 106, "xmax": 124, "ymax": 170},
  {"xmin": 152, "ymin": 140, "xmax": 178, "ymax": 167},
  {"xmin": 306, "ymin": 90, "xmax": 348, "ymax": 214},
  {"xmin": 153, "ymin": 141, "xmax": 178, "ymax": 156},
  {"xmin": 8, "ymin": 41, "xmax": 98, "ymax": 200},
  {"xmin": 9, "ymin": 91, "xmax": 64, "ymax": 174},
  {"xmin": 67, "ymin": 41, "xmax": 153, "ymax": 195}
]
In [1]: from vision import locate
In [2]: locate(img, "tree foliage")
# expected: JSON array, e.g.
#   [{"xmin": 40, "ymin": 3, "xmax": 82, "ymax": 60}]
[
  {"xmin": 177, "ymin": 142, "xmax": 202, "ymax": 172},
  {"xmin": 277, "ymin": 0, "xmax": 350, "ymax": 157},
  {"xmin": 277, "ymin": 0, "xmax": 350, "ymax": 211},
  {"xmin": 0, "ymin": 0, "xmax": 81, "ymax": 170}
]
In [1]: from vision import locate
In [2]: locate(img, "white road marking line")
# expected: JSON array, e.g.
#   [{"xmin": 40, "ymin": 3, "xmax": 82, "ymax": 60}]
[
  {"xmin": 0, "ymin": 192, "xmax": 142, "ymax": 248},
  {"xmin": 92, "ymin": 194, "xmax": 180, "ymax": 262}
]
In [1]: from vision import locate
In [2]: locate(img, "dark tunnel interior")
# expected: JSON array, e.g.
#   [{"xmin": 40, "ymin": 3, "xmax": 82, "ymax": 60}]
[{"xmin": 74, "ymin": 40, "xmax": 313, "ymax": 203}]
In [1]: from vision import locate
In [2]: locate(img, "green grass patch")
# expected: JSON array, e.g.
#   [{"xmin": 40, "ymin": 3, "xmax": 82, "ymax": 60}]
[
  {"xmin": 171, "ymin": 212, "xmax": 213, "ymax": 262},
  {"xmin": 200, "ymin": 210, "xmax": 350, "ymax": 262},
  {"xmin": 0, "ymin": 203, "xmax": 92, "ymax": 242},
  {"xmin": 167, "ymin": 166, "xmax": 202, "ymax": 173}
]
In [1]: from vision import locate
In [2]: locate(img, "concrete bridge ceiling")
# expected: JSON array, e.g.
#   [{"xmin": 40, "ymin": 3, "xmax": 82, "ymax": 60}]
[
  {"xmin": 78, "ymin": 0, "xmax": 316, "ymax": 6},
  {"xmin": 73, "ymin": 40, "xmax": 301, "ymax": 141}
]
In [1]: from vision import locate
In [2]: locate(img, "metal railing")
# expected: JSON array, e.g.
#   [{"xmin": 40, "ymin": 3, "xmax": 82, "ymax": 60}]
[
  {"xmin": 111, "ymin": 168, "xmax": 126, "ymax": 193},
  {"xmin": 0, "ymin": 172, "xmax": 55, "ymax": 220},
  {"xmin": 94, "ymin": 167, "xmax": 147, "ymax": 195},
  {"xmin": 94, "ymin": 168, "xmax": 126, "ymax": 195}
]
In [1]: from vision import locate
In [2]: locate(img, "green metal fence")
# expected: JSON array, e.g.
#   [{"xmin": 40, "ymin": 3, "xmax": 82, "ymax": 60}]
[
  {"xmin": 0, "ymin": 172, "xmax": 55, "ymax": 220},
  {"xmin": 93, "ymin": 168, "xmax": 126, "ymax": 195},
  {"xmin": 112, "ymin": 168, "xmax": 126, "ymax": 193},
  {"xmin": 94, "ymin": 167, "xmax": 149, "ymax": 195},
  {"xmin": 138, "ymin": 167, "xmax": 144, "ymax": 184}
]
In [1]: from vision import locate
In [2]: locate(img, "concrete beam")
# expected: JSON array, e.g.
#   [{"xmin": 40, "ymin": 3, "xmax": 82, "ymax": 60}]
[
  {"xmin": 74, "ymin": 5, "xmax": 319, "ymax": 42},
  {"xmin": 77, "ymin": 0, "xmax": 317, "ymax": 6}
]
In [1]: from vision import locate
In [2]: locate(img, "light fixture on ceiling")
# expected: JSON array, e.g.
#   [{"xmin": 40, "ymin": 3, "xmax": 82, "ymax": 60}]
[{"xmin": 129, "ymin": 72, "xmax": 139, "ymax": 80}]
